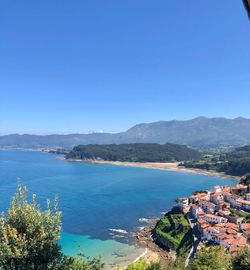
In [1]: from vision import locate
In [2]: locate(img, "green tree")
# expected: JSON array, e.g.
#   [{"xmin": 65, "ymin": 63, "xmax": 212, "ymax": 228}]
[
  {"xmin": 232, "ymin": 248, "xmax": 250, "ymax": 270},
  {"xmin": 57, "ymin": 256, "xmax": 104, "ymax": 270},
  {"xmin": 0, "ymin": 183, "xmax": 104, "ymax": 270},
  {"xmin": 171, "ymin": 257, "xmax": 185, "ymax": 270},
  {"xmin": 125, "ymin": 258, "xmax": 162, "ymax": 270},
  {"xmin": 0, "ymin": 183, "xmax": 62, "ymax": 269},
  {"xmin": 188, "ymin": 246, "xmax": 232, "ymax": 270}
]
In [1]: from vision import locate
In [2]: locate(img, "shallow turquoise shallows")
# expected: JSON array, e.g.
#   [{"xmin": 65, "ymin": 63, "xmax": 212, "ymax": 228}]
[{"xmin": 0, "ymin": 150, "xmax": 237, "ymax": 268}]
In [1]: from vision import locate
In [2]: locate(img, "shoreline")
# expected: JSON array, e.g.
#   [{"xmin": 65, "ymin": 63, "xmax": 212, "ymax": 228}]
[
  {"xmin": 133, "ymin": 248, "xmax": 148, "ymax": 263},
  {"xmin": 64, "ymin": 158, "xmax": 240, "ymax": 181},
  {"xmin": 62, "ymin": 157, "xmax": 241, "ymax": 267},
  {"xmin": 133, "ymin": 225, "xmax": 174, "ymax": 267}
]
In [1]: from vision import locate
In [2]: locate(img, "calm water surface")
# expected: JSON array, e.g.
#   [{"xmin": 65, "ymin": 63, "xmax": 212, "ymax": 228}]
[{"xmin": 0, "ymin": 150, "xmax": 237, "ymax": 267}]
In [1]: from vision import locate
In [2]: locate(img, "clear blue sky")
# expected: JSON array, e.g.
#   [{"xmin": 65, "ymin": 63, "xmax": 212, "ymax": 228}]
[{"xmin": 1, "ymin": 0, "xmax": 250, "ymax": 134}]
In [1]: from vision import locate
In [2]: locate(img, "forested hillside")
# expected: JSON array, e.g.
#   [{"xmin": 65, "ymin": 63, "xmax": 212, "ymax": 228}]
[
  {"xmin": 183, "ymin": 145, "xmax": 250, "ymax": 176},
  {"xmin": 66, "ymin": 143, "xmax": 201, "ymax": 162}
]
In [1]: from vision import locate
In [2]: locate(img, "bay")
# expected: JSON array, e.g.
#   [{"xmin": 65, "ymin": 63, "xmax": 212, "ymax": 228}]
[{"xmin": 0, "ymin": 150, "xmax": 237, "ymax": 268}]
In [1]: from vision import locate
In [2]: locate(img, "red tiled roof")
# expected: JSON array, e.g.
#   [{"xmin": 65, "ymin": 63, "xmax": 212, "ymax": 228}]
[
  {"xmin": 237, "ymin": 199, "xmax": 250, "ymax": 205},
  {"xmin": 178, "ymin": 197, "xmax": 189, "ymax": 202},
  {"xmin": 241, "ymin": 223, "xmax": 250, "ymax": 231},
  {"xmin": 201, "ymin": 223, "xmax": 210, "ymax": 230},
  {"xmin": 226, "ymin": 229, "xmax": 237, "ymax": 235},
  {"xmin": 205, "ymin": 214, "xmax": 220, "ymax": 219}
]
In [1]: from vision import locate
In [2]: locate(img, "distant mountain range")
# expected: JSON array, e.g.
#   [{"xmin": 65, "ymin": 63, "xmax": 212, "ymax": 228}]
[{"xmin": 1, "ymin": 117, "xmax": 250, "ymax": 150}]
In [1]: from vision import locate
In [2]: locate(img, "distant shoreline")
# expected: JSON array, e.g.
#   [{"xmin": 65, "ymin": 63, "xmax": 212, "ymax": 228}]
[
  {"xmin": 0, "ymin": 148, "xmax": 240, "ymax": 180},
  {"xmin": 63, "ymin": 158, "xmax": 240, "ymax": 180}
]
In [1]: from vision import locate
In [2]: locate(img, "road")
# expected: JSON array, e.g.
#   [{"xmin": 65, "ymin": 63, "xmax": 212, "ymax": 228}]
[{"xmin": 185, "ymin": 212, "xmax": 202, "ymax": 267}]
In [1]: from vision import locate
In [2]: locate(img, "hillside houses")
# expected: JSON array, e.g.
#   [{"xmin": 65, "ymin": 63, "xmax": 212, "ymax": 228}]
[
  {"xmin": 241, "ymin": 223, "xmax": 250, "ymax": 240},
  {"xmin": 198, "ymin": 201, "xmax": 216, "ymax": 214},
  {"xmin": 176, "ymin": 197, "xmax": 189, "ymax": 209},
  {"xmin": 204, "ymin": 214, "xmax": 227, "ymax": 224},
  {"xmin": 176, "ymin": 183, "xmax": 250, "ymax": 253}
]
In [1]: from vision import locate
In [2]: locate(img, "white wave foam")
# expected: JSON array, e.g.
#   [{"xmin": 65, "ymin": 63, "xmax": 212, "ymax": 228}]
[
  {"xmin": 112, "ymin": 234, "xmax": 126, "ymax": 238},
  {"xmin": 109, "ymin": 228, "xmax": 128, "ymax": 234},
  {"xmin": 139, "ymin": 218, "xmax": 150, "ymax": 223}
]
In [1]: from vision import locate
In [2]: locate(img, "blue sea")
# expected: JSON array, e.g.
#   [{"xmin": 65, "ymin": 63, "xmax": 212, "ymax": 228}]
[{"xmin": 0, "ymin": 150, "xmax": 237, "ymax": 268}]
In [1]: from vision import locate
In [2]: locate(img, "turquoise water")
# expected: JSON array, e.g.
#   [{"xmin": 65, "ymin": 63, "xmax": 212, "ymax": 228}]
[
  {"xmin": 60, "ymin": 232, "xmax": 142, "ymax": 268},
  {"xmin": 0, "ymin": 150, "xmax": 237, "ymax": 268}
]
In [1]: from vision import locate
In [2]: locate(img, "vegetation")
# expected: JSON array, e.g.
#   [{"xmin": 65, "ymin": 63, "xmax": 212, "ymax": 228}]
[
  {"xmin": 240, "ymin": 173, "xmax": 250, "ymax": 185},
  {"xmin": 232, "ymin": 248, "xmax": 250, "ymax": 270},
  {"xmin": 66, "ymin": 143, "xmax": 201, "ymax": 163},
  {"xmin": 125, "ymin": 247, "xmax": 250, "ymax": 270},
  {"xmin": 153, "ymin": 208, "xmax": 193, "ymax": 258},
  {"xmin": 188, "ymin": 246, "xmax": 250, "ymax": 270},
  {"xmin": 58, "ymin": 256, "xmax": 104, "ymax": 270},
  {"xmin": 0, "ymin": 183, "xmax": 104, "ymax": 270},
  {"xmin": 46, "ymin": 148, "xmax": 69, "ymax": 155},
  {"xmin": 182, "ymin": 145, "xmax": 250, "ymax": 176},
  {"xmin": 229, "ymin": 208, "xmax": 250, "ymax": 222},
  {"xmin": 124, "ymin": 258, "xmax": 163, "ymax": 270},
  {"xmin": 188, "ymin": 246, "xmax": 232, "ymax": 270}
]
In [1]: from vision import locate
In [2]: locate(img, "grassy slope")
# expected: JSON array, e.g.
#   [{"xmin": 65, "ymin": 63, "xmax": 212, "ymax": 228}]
[{"xmin": 154, "ymin": 209, "xmax": 193, "ymax": 257}]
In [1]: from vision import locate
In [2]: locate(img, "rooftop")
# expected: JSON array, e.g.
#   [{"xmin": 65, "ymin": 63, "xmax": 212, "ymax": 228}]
[
  {"xmin": 205, "ymin": 214, "xmax": 222, "ymax": 219},
  {"xmin": 237, "ymin": 198, "xmax": 250, "ymax": 205}
]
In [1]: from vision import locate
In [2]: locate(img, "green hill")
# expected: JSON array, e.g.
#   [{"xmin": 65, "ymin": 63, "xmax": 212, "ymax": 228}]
[
  {"xmin": 153, "ymin": 208, "xmax": 193, "ymax": 257},
  {"xmin": 183, "ymin": 145, "xmax": 250, "ymax": 176},
  {"xmin": 66, "ymin": 143, "xmax": 201, "ymax": 162}
]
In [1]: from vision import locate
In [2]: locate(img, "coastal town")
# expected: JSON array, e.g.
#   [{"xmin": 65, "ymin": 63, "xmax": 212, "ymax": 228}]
[
  {"xmin": 1, "ymin": 1, "xmax": 250, "ymax": 269},
  {"xmin": 177, "ymin": 182, "xmax": 250, "ymax": 255}
]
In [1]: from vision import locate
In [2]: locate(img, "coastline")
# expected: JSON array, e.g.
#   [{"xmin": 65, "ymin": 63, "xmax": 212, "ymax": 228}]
[
  {"xmin": 133, "ymin": 225, "xmax": 174, "ymax": 268},
  {"xmin": 64, "ymin": 158, "xmax": 240, "ymax": 180},
  {"xmin": 62, "ymin": 157, "xmax": 241, "ymax": 267}
]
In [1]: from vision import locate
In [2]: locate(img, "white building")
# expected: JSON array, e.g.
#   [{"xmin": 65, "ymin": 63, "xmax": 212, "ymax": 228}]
[
  {"xmin": 225, "ymin": 194, "xmax": 239, "ymax": 208},
  {"xmin": 213, "ymin": 185, "xmax": 222, "ymax": 193},
  {"xmin": 203, "ymin": 227, "xmax": 220, "ymax": 241},
  {"xmin": 176, "ymin": 197, "xmax": 189, "ymax": 209},
  {"xmin": 199, "ymin": 200, "xmax": 216, "ymax": 214},
  {"xmin": 237, "ymin": 199, "xmax": 250, "ymax": 212},
  {"xmin": 204, "ymin": 214, "xmax": 228, "ymax": 224},
  {"xmin": 210, "ymin": 193, "xmax": 224, "ymax": 205},
  {"xmin": 190, "ymin": 204, "xmax": 201, "ymax": 219}
]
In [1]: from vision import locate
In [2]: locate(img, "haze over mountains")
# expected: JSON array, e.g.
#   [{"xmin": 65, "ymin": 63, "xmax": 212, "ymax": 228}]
[{"xmin": 1, "ymin": 117, "xmax": 250, "ymax": 150}]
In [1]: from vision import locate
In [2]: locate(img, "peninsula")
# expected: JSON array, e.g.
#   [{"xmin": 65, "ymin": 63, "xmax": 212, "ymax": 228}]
[{"xmin": 65, "ymin": 143, "xmax": 201, "ymax": 163}]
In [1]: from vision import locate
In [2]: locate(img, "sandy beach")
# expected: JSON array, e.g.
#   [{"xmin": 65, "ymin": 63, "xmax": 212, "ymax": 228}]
[{"xmin": 65, "ymin": 158, "xmax": 240, "ymax": 180}]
